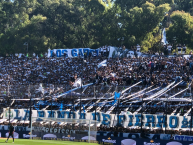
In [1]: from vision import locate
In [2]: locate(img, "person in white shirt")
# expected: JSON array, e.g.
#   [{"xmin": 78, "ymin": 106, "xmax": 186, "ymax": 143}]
[
  {"xmin": 167, "ymin": 44, "xmax": 172, "ymax": 55},
  {"xmin": 177, "ymin": 44, "xmax": 182, "ymax": 54},
  {"xmin": 136, "ymin": 44, "xmax": 140, "ymax": 52},
  {"xmin": 182, "ymin": 44, "xmax": 186, "ymax": 54},
  {"xmin": 155, "ymin": 52, "xmax": 159, "ymax": 55}
]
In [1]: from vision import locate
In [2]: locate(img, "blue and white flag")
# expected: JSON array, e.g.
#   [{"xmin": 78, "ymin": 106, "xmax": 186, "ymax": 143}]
[
  {"xmin": 36, "ymin": 83, "xmax": 44, "ymax": 94},
  {"xmin": 162, "ymin": 28, "xmax": 167, "ymax": 45},
  {"xmin": 60, "ymin": 103, "xmax": 63, "ymax": 111},
  {"xmin": 111, "ymin": 92, "xmax": 121, "ymax": 105},
  {"xmin": 98, "ymin": 60, "xmax": 107, "ymax": 68},
  {"xmin": 73, "ymin": 78, "xmax": 82, "ymax": 87}
]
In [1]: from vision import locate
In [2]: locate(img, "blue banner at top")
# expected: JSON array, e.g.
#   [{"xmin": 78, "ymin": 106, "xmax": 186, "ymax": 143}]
[{"xmin": 48, "ymin": 48, "xmax": 99, "ymax": 58}]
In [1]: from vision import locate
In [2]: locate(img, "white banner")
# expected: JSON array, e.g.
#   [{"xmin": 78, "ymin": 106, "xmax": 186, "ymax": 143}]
[{"xmin": 3, "ymin": 109, "xmax": 193, "ymax": 130}]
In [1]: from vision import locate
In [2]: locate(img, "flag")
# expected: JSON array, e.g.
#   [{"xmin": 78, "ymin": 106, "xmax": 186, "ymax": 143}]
[
  {"xmin": 114, "ymin": 92, "xmax": 121, "ymax": 99},
  {"xmin": 161, "ymin": 28, "xmax": 167, "ymax": 45},
  {"xmin": 73, "ymin": 78, "xmax": 82, "ymax": 87},
  {"xmin": 36, "ymin": 83, "xmax": 44, "ymax": 94},
  {"xmin": 60, "ymin": 103, "xmax": 63, "ymax": 111},
  {"xmin": 26, "ymin": 53, "xmax": 28, "ymax": 57},
  {"xmin": 98, "ymin": 60, "xmax": 107, "ymax": 68},
  {"xmin": 41, "ymin": 53, "xmax": 43, "ymax": 57},
  {"xmin": 112, "ymin": 92, "xmax": 121, "ymax": 105},
  {"xmin": 19, "ymin": 53, "xmax": 22, "ymax": 58}
]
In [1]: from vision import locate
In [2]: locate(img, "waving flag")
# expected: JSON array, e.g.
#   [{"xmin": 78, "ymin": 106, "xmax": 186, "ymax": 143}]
[
  {"xmin": 73, "ymin": 78, "xmax": 82, "ymax": 87},
  {"xmin": 114, "ymin": 92, "xmax": 121, "ymax": 99},
  {"xmin": 98, "ymin": 60, "xmax": 107, "ymax": 68},
  {"xmin": 161, "ymin": 28, "xmax": 167, "ymax": 45},
  {"xmin": 111, "ymin": 92, "xmax": 121, "ymax": 105},
  {"xmin": 60, "ymin": 103, "xmax": 63, "ymax": 111},
  {"xmin": 36, "ymin": 83, "xmax": 44, "ymax": 94}
]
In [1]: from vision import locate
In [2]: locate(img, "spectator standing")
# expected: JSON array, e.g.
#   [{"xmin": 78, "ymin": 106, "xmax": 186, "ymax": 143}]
[
  {"xmin": 167, "ymin": 44, "xmax": 172, "ymax": 55},
  {"xmin": 136, "ymin": 44, "xmax": 140, "ymax": 52},
  {"xmin": 177, "ymin": 44, "xmax": 182, "ymax": 55},
  {"xmin": 182, "ymin": 44, "xmax": 186, "ymax": 54}
]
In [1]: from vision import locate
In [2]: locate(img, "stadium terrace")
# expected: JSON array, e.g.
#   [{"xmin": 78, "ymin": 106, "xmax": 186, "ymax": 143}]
[{"xmin": 0, "ymin": 51, "xmax": 193, "ymax": 139}]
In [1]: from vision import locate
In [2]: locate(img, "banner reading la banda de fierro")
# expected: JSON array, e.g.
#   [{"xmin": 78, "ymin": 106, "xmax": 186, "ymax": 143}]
[{"xmin": 3, "ymin": 108, "xmax": 193, "ymax": 130}]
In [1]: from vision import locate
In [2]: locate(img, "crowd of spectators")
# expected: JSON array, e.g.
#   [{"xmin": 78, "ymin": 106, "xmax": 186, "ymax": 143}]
[{"xmin": 0, "ymin": 51, "xmax": 192, "ymax": 135}]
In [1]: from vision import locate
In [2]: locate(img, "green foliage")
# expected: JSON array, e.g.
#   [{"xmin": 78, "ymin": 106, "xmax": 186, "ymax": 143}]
[
  {"xmin": 1, "ymin": 0, "xmax": 193, "ymax": 55},
  {"xmin": 167, "ymin": 11, "xmax": 193, "ymax": 48}
]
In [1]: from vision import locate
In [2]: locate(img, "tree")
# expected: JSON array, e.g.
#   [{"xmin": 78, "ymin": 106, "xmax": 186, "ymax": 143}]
[
  {"xmin": 167, "ymin": 11, "xmax": 193, "ymax": 47},
  {"xmin": 116, "ymin": 2, "xmax": 171, "ymax": 51}
]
